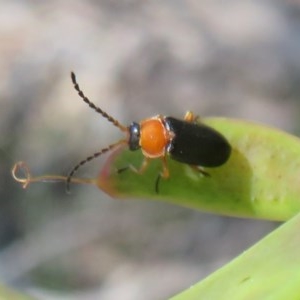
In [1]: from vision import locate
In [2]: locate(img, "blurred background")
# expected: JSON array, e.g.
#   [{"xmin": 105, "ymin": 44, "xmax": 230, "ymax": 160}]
[{"xmin": 1, "ymin": 1, "xmax": 300, "ymax": 299}]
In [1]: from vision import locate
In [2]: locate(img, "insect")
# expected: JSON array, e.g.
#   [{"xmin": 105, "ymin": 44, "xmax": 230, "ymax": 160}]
[{"xmin": 12, "ymin": 72, "xmax": 231, "ymax": 193}]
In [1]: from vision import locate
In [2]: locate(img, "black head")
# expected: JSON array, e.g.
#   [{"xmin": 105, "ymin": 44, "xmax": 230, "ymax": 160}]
[{"xmin": 128, "ymin": 122, "xmax": 141, "ymax": 151}]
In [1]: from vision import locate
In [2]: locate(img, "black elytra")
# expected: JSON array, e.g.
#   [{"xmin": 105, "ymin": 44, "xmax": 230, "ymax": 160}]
[{"xmin": 164, "ymin": 117, "xmax": 231, "ymax": 167}]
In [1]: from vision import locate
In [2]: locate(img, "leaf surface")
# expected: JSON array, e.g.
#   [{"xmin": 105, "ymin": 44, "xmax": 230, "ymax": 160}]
[{"xmin": 98, "ymin": 118, "xmax": 300, "ymax": 221}]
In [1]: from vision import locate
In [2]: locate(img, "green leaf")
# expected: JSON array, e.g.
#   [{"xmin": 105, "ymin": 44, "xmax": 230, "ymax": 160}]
[
  {"xmin": 98, "ymin": 118, "xmax": 300, "ymax": 221},
  {"xmin": 170, "ymin": 211, "xmax": 300, "ymax": 300}
]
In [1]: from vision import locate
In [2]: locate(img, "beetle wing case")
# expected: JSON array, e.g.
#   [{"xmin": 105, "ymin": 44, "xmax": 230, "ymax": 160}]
[{"xmin": 165, "ymin": 117, "xmax": 231, "ymax": 167}]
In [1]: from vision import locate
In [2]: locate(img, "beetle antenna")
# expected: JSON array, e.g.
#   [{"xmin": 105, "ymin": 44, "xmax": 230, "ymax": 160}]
[
  {"xmin": 71, "ymin": 72, "xmax": 127, "ymax": 132},
  {"xmin": 66, "ymin": 139, "xmax": 126, "ymax": 192}
]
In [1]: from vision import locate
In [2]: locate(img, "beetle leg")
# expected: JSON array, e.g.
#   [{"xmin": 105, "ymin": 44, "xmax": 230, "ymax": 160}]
[
  {"xmin": 136, "ymin": 157, "xmax": 151, "ymax": 174},
  {"xmin": 189, "ymin": 165, "xmax": 210, "ymax": 177},
  {"xmin": 160, "ymin": 156, "xmax": 169, "ymax": 179},
  {"xmin": 118, "ymin": 156, "xmax": 169, "ymax": 194},
  {"xmin": 117, "ymin": 157, "xmax": 150, "ymax": 175},
  {"xmin": 184, "ymin": 111, "xmax": 200, "ymax": 123},
  {"xmin": 155, "ymin": 176, "xmax": 161, "ymax": 194},
  {"xmin": 155, "ymin": 156, "xmax": 169, "ymax": 193}
]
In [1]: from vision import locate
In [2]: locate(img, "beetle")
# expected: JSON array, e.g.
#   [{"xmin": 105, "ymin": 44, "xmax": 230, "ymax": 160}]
[
  {"xmin": 66, "ymin": 72, "xmax": 231, "ymax": 193},
  {"xmin": 12, "ymin": 72, "xmax": 231, "ymax": 193}
]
